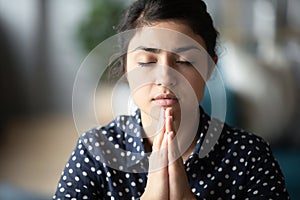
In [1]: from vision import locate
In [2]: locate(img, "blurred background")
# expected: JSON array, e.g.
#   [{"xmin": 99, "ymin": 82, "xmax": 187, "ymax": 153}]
[{"xmin": 0, "ymin": 0, "xmax": 299, "ymax": 199}]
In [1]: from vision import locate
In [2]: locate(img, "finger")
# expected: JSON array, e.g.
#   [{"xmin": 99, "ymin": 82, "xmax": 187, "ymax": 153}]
[
  {"xmin": 149, "ymin": 132, "xmax": 168, "ymax": 172},
  {"xmin": 168, "ymin": 131, "xmax": 182, "ymax": 165},
  {"xmin": 165, "ymin": 108, "xmax": 173, "ymax": 132},
  {"xmin": 152, "ymin": 108, "xmax": 165, "ymax": 151},
  {"xmin": 161, "ymin": 133, "xmax": 169, "ymax": 168},
  {"xmin": 161, "ymin": 130, "xmax": 168, "ymax": 149},
  {"xmin": 145, "ymin": 133, "xmax": 169, "ymax": 199},
  {"xmin": 168, "ymin": 132, "xmax": 194, "ymax": 199},
  {"xmin": 156, "ymin": 107, "xmax": 165, "ymax": 133},
  {"xmin": 152, "ymin": 130, "xmax": 164, "ymax": 151}
]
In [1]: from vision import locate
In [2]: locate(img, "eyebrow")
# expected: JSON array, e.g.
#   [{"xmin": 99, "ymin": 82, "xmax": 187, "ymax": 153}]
[
  {"xmin": 174, "ymin": 46, "xmax": 202, "ymax": 53},
  {"xmin": 132, "ymin": 46, "xmax": 160, "ymax": 53},
  {"xmin": 132, "ymin": 45, "xmax": 202, "ymax": 54}
]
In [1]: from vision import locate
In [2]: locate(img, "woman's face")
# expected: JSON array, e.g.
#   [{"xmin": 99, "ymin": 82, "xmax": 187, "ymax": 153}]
[{"xmin": 126, "ymin": 21, "xmax": 212, "ymax": 121}]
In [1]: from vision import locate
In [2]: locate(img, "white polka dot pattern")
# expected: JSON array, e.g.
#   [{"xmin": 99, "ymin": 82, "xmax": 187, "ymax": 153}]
[{"xmin": 53, "ymin": 108, "xmax": 290, "ymax": 199}]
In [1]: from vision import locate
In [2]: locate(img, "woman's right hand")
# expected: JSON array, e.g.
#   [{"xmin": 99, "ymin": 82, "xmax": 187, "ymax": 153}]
[{"xmin": 140, "ymin": 109, "xmax": 169, "ymax": 200}]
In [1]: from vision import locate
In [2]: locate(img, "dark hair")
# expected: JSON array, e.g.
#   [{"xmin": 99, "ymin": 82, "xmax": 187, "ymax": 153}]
[{"xmin": 109, "ymin": 0, "xmax": 219, "ymax": 79}]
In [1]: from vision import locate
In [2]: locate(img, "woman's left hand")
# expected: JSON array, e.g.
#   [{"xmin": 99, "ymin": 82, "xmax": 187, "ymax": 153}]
[{"xmin": 165, "ymin": 109, "xmax": 197, "ymax": 200}]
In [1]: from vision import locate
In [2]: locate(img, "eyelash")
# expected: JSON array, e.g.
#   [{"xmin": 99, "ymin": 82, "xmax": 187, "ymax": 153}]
[
  {"xmin": 176, "ymin": 61, "xmax": 194, "ymax": 66},
  {"xmin": 138, "ymin": 61, "xmax": 194, "ymax": 67},
  {"xmin": 137, "ymin": 62, "xmax": 156, "ymax": 67}
]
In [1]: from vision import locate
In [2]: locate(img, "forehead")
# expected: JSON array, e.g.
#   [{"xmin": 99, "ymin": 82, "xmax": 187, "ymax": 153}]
[{"xmin": 127, "ymin": 23, "xmax": 207, "ymax": 54}]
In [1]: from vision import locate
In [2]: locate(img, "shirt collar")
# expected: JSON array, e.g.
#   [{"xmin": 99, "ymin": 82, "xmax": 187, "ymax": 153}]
[
  {"xmin": 126, "ymin": 106, "xmax": 211, "ymax": 154},
  {"xmin": 117, "ymin": 106, "xmax": 221, "ymax": 170}
]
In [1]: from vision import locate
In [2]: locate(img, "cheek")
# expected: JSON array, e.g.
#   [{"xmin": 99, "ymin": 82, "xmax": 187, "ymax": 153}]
[
  {"xmin": 130, "ymin": 85, "xmax": 152, "ymax": 111},
  {"xmin": 188, "ymin": 74, "xmax": 206, "ymax": 102}
]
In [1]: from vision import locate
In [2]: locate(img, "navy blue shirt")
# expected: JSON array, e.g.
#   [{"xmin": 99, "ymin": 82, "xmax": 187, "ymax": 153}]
[{"xmin": 53, "ymin": 108, "xmax": 290, "ymax": 199}]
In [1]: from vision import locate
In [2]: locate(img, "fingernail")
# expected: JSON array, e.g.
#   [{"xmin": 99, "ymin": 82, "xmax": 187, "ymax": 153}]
[
  {"xmin": 157, "ymin": 108, "xmax": 165, "ymax": 130},
  {"xmin": 166, "ymin": 107, "xmax": 171, "ymax": 116}
]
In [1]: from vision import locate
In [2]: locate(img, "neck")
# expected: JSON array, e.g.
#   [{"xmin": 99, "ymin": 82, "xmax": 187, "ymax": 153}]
[
  {"xmin": 141, "ymin": 110, "xmax": 167, "ymax": 147},
  {"xmin": 140, "ymin": 108, "xmax": 200, "ymax": 161}
]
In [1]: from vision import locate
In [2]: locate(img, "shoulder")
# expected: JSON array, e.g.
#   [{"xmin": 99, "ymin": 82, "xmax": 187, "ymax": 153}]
[
  {"xmin": 80, "ymin": 113, "xmax": 141, "ymax": 145},
  {"xmin": 214, "ymin": 122, "xmax": 274, "ymax": 161},
  {"xmin": 221, "ymin": 123, "xmax": 270, "ymax": 149},
  {"xmin": 76, "ymin": 112, "xmax": 146, "ymax": 168},
  {"xmin": 216, "ymin": 125, "xmax": 290, "ymax": 198},
  {"xmin": 199, "ymin": 109, "xmax": 272, "ymax": 158}
]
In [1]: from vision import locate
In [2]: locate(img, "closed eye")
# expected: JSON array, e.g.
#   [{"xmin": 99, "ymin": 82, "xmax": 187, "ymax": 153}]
[
  {"xmin": 137, "ymin": 62, "xmax": 156, "ymax": 67},
  {"xmin": 176, "ymin": 60, "xmax": 194, "ymax": 66}
]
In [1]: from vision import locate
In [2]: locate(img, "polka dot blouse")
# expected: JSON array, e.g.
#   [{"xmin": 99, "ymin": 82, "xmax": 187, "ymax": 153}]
[{"xmin": 53, "ymin": 107, "xmax": 290, "ymax": 199}]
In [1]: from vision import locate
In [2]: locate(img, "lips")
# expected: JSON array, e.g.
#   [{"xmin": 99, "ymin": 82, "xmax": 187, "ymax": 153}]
[{"xmin": 152, "ymin": 94, "xmax": 178, "ymax": 106}]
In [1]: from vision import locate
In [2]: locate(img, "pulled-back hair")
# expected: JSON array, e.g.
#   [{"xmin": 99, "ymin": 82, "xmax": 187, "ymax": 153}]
[{"xmin": 110, "ymin": 0, "xmax": 219, "ymax": 79}]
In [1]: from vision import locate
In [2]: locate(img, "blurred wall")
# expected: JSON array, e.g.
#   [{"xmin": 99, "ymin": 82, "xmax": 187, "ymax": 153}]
[
  {"xmin": 206, "ymin": 0, "xmax": 300, "ymax": 147},
  {"xmin": 0, "ymin": 0, "xmax": 299, "ymax": 199},
  {"xmin": 0, "ymin": 0, "xmax": 89, "ymax": 198}
]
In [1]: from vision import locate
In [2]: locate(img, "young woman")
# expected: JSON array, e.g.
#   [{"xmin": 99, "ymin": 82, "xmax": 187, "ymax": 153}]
[{"xmin": 53, "ymin": 0, "xmax": 290, "ymax": 199}]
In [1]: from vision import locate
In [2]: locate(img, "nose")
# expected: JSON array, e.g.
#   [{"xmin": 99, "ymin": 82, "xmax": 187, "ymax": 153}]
[{"xmin": 154, "ymin": 56, "xmax": 177, "ymax": 87}]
